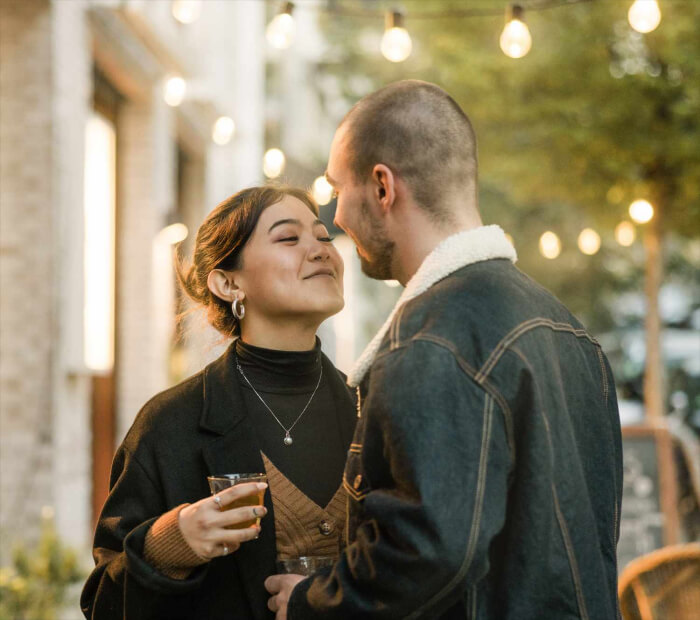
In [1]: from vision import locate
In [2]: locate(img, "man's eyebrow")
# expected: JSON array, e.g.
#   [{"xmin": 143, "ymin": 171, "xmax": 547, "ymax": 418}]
[
  {"xmin": 324, "ymin": 171, "xmax": 338, "ymax": 187},
  {"xmin": 268, "ymin": 218, "xmax": 326, "ymax": 233}
]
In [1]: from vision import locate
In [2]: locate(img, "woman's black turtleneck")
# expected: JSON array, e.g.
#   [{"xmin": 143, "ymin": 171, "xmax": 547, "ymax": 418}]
[{"xmin": 234, "ymin": 337, "xmax": 346, "ymax": 509}]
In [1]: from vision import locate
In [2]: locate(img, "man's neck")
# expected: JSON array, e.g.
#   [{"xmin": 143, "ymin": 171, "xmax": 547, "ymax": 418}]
[{"xmin": 391, "ymin": 210, "xmax": 482, "ymax": 286}]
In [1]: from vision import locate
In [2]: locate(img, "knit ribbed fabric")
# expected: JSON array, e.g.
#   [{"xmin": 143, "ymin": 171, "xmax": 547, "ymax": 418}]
[
  {"xmin": 143, "ymin": 503, "xmax": 207, "ymax": 580},
  {"xmin": 262, "ymin": 452, "xmax": 347, "ymax": 561}
]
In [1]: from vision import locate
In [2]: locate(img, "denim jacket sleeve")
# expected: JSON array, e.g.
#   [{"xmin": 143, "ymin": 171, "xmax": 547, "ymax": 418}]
[
  {"xmin": 80, "ymin": 445, "xmax": 208, "ymax": 619},
  {"xmin": 288, "ymin": 340, "xmax": 512, "ymax": 619}
]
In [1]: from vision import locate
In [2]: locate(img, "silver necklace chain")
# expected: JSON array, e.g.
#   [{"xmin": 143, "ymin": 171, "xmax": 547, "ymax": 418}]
[{"xmin": 235, "ymin": 356, "xmax": 323, "ymax": 446}]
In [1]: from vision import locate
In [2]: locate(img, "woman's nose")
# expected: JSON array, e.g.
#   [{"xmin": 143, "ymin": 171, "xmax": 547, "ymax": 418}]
[{"xmin": 309, "ymin": 239, "xmax": 330, "ymax": 262}]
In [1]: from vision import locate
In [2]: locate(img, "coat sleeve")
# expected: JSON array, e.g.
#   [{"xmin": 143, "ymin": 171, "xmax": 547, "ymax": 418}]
[
  {"xmin": 80, "ymin": 443, "xmax": 209, "ymax": 619},
  {"xmin": 288, "ymin": 340, "xmax": 513, "ymax": 619}
]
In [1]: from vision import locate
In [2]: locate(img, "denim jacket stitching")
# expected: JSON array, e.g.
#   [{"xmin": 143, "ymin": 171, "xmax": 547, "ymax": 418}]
[
  {"xmin": 476, "ymin": 318, "xmax": 599, "ymax": 383},
  {"xmin": 405, "ymin": 394, "xmax": 495, "ymax": 619},
  {"xmin": 508, "ymin": 345, "xmax": 590, "ymax": 620},
  {"xmin": 400, "ymin": 333, "xmax": 516, "ymax": 462}
]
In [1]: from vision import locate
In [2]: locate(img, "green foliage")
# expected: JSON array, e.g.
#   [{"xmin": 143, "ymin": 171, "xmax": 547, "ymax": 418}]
[
  {"xmin": 0, "ymin": 517, "xmax": 84, "ymax": 620},
  {"xmin": 319, "ymin": 0, "xmax": 700, "ymax": 330}
]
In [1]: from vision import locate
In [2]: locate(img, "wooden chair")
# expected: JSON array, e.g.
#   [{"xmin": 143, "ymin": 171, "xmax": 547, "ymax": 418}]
[{"xmin": 619, "ymin": 543, "xmax": 700, "ymax": 620}]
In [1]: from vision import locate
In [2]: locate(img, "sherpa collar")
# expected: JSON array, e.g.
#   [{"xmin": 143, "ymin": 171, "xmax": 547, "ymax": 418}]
[{"xmin": 347, "ymin": 224, "xmax": 517, "ymax": 387}]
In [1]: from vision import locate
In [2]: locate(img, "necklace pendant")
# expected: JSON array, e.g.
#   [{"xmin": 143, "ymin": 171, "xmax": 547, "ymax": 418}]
[{"xmin": 283, "ymin": 433, "xmax": 293, "ymax": 446}]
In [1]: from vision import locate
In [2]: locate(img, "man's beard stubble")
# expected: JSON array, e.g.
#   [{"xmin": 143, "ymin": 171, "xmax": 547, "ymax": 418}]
[{"xmin": 358, "ymin": 199, "xmax": 395, "ymax": 280}]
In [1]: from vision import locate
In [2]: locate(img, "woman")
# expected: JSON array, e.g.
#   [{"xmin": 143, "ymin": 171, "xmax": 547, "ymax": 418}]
[{"xmin": 81, "ymin": 186, "xmax": 356, "ymax": 619}]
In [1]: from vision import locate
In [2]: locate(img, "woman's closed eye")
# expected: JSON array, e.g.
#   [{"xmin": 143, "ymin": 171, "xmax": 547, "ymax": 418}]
[{"xmin": 277, "ymin": 236, "xmax": 298, "ymax": 243}]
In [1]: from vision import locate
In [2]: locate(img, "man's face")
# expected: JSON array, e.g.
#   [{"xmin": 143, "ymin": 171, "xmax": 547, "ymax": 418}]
[{"xmin": 326, "ymin": 126, "xmax": 395, "ymax": 280}]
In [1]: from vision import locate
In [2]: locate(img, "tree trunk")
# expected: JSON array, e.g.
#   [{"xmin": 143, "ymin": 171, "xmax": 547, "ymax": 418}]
[{"xmin": 643, "ymin": 204, "xmax": 664, "ymax": 423}]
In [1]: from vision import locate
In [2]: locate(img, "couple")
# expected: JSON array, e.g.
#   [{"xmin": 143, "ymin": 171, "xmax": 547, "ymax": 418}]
[{"xmin": 82, "ymin": 81, "xmax": 622, "ymax": 619}]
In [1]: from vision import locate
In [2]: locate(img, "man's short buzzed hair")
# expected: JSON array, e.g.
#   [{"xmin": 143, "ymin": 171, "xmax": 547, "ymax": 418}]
[{"xmin": 341, "ymin": 80, "xmax": 477, "ymax": 220}]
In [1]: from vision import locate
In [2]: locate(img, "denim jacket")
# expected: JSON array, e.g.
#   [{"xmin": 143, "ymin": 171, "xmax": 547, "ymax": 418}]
[{"xmin": 288, "ymin": 227, "xmax": 622, "ymax": 619}]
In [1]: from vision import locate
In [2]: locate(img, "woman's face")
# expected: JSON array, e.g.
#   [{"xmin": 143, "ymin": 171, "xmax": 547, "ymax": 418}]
[{"xmin": 233, "ymin": 195, "xmax": 345, "ymax": 324}]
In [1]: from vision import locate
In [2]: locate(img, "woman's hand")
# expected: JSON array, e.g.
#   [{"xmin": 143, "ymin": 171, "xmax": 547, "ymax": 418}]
[{"xmin": 178, "ymin": 481, "xmax": 268, "ymax": 560}]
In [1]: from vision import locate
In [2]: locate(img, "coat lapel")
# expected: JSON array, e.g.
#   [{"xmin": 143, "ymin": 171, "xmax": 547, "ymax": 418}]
[{"xmin": 200, "ymin": 342, "xmax": 277, "ymax": 620}]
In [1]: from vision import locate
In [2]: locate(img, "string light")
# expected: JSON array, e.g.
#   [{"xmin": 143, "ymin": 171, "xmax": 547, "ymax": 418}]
[
  {"xmin": 539, "ymin": 231, "xmax": 561, "ymax": 259},
  {"xmin": 615, "ymin": 221, "xmax": 636, "ymax": 246},
  {"xmin": 384, "ymin": 280, "xmax": 401, "ymax": 288},
  {"xmin": 263, "ymin": 148, "xmax": 286, "ymax": 178},
  {"xmin": 628, "ymin": 0, "xmax": 661, "ymax": 34},
  {"xmin": 157, "ymin": 223, "xmax": 189, "ymax": 245},
  {"xmin": 171, "ymin": 1, "xmax": 202, "ymax": 25},
  {"xmin": 577, "ymin": 228, "xmax": 601, "ymax": 255},
  {"xmin": 312, "ymin": 176, "xmax": 334, "ymax": 205},
  {"xmin": 500, "ymin": 4, "xmax": 532, "ymax": 59},
  {"xmin": 267, "ymin": 2, "xmax": 296, "ymax": 50},
  {"xmin": 629, "ymin": 199, "xmax": 654, "ymax": 224},
  {"xmin": 164, "ymin": 76, "xmax": 186, "ymax": 107},
  {"xmin": 212, "ymin": 116, "xmax": 235, "ymax": 145},
  {"xmin": 381, "ymin": 11, "xmax": 412, "ymax": 63}
]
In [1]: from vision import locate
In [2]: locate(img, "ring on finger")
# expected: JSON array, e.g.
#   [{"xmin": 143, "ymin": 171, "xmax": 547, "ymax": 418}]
[
  {"xmin": 213, "ymin": 495, "xmax": 223, "ymax": 511},
  {"xmin": 222, "ymin": 544, "xmax": 229, "ymax": 556}
]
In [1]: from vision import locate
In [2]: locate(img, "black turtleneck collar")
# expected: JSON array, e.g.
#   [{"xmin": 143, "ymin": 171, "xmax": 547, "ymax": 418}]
[{"xmin": 234, "ymin": 337, "xmax": 322, "ymax": 392}]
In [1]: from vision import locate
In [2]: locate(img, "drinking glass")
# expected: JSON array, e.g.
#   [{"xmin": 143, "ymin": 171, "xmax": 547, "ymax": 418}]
[{"xmin": 207, "ymin": 473, "xmax": 267, "ymax": 529}]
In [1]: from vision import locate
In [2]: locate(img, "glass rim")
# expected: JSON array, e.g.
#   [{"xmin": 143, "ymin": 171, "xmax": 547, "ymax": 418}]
[{"xmin": 207, "ymin": 473, "xmax": 267, "ymax": 482}]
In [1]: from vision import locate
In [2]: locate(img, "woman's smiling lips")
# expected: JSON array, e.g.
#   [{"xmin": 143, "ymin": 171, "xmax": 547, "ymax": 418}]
[{"xmin": 303, "ymin": 268, "xmax": 335, "ymax": 280}]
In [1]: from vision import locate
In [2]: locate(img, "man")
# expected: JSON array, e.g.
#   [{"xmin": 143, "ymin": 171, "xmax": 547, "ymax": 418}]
[{"xmin": 266, "ymin": 80, "xmax": 622, "ymax": 619}]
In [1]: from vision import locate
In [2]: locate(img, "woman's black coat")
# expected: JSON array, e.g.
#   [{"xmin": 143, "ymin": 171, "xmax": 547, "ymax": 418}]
[{"xmin": 80, "ymin": 341, "xmax": 357, "ymax": 619}]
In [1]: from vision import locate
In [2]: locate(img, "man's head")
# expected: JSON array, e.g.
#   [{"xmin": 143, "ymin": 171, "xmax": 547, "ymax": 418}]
[{"xmin": 326, "ymin": 80, "xmax": 479, "ymax": 280}]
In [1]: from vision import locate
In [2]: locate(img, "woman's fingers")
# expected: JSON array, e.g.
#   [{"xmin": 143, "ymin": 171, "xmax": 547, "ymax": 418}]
[
  {"xmin": 212, "ymin": 481, "xmax": 267, "ymax": 510},
  {"xmin": 218, "ymin": 524, "xmax": 261, "ymax": 547},
  {"xmin": 211, "ymin": 503, "xmax": 267, "ymax": 529}
]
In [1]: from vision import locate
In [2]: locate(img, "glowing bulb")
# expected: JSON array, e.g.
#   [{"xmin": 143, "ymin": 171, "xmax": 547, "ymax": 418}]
[
  {"xmin": 171, "ymin": 0, "xmax": 202, "ymax": 24},
  {"xmin": 539, "ymin": 231, "xmax": 561, "ymax": 259},
  {"xmin": 384, "ymin": 280, "xmax": 401, "ymax": 288},
  {"xmin": 158, "ymin": 223, "xmax": 189, "ymax": 245},
  {"xmin": 267, "ymin": 2, "xmax": 296, "ymax": 50},
  {"xmin": 164, "ymin": 76, "xmax": 186, "ymax": 107},
  {"xmin": 615, "ymin": 221, "xmax": 636, "ymax": 246},
  {"xmin": 628, "ymin": 0, "xmax": 661, "ymax": 34},
  {"xmin": 381, "ymin": 12, "xmax": 412, "ymax": 63},
  {"xmin": 629, "ymin": 199, "xmax": 654, "ymax": 224},
  {"xmin": 263, "ymin": 148, "xmax": 286, "ymax": 179},
  {"xmin": 577, "ymin": 228, "xmax": 601, "ymax": 255},
  {"xmin": 500, "ymin": 5, "xmax": 532, "ymax": 59},
  {"xmin": 212, "ymin": 116, "xmax": 235, "ymax": 145},
  {"xmin": 312, "ymin": 176, "xmax": 334, "ymax": 206}
]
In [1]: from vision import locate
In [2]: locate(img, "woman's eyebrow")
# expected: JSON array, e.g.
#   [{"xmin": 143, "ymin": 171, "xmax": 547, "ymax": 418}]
[
  {"xmin": 268, "ymin": 218, "xmax": 326, "ymax": 233},
  {"xmin": 268, "ymin": 218, "xmax": 301, "ymax": 233}
]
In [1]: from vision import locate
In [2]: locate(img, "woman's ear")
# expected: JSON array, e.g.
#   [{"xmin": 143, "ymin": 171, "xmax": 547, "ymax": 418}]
[{"xmin": 207, "ymin": 269, "xmax": 243, "ymax": 302}]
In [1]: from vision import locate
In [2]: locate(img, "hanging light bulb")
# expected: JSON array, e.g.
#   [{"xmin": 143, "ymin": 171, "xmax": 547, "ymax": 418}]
[
  {"xmin": 381, "ymin": 11, "xmax": 412, "ymax": 63},
  {"xmin": 171, "ymin": 0, "xmax": 202, "ymax": 25},
  {"xmin": 384, "ymin": 280, "xmax": 401, "ymax": 288},
  {"xmin": 157, "ymin": 223, "xmax": 189, "ymax": 245},
  {"xmin": 263, "ymin": 148, "xmax": 286, "ymax": 179},
  {"xmin": 164, "ymin": 76, "xmax": 186, "ymax": 107},
  {"xmin": 577, "ymin": 228, "xmax": 601, "ymax": 255},
  {"xmin": 267, "ymin": 2, "xmax": 296, "ymax": 50},
  {"xmin": 312, "ymin": 176, "xmax": 334, "ymax": 206},
  {"xmin": 629, "ymin": 199, "xmax": 654, "ymax": 224},
  {"xmin": 212, "ymin": 116, "xmax": 235, "ymax": 145},
  {"xmin": 500, "ymin": 4, "xmax": 532, "ymax": 59},
  {"xmin": 615, "ymin": 221, "xmax": 636, "ymax": 246},
  {"xmin": 628, "ymin": 0, "xmax": 662, "ymax": 34},
  {"xmin": 539, "ymin": 231, "xmax": 561, "ymax": 259}
]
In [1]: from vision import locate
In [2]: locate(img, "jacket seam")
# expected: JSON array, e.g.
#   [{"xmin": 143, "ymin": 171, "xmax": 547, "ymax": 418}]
[
  {"xmin": 405, "ymin": 395, "xmax": 494, "ymax": 620},
  {"xmin": 475, "ymin": 318, "xmax": 599, "ymax": 383},
  {"xmin": 508, "ymin": 345, "xmax": 590, "ymax": 620},
  {"xmin": 392, "ymin": 333, "xmax": 515, "ymax": 461},
  {"xmin": 391, "ymin": 303, "xmax": 408, "ymax": 351}
]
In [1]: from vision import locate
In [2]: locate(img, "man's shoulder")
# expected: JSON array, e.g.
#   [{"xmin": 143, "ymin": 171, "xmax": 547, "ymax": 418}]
[{"xmin": 392, "ymin": 259, "xmax": 585, "ymax": 365}]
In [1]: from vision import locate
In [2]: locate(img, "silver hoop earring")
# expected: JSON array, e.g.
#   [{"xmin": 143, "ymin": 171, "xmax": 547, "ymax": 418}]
[{"xmin": 232, "ymin": 298, "xmax": 245, "ymax": 320}]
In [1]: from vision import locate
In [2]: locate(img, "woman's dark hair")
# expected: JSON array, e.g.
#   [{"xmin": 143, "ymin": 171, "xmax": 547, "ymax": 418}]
[{"xmin": 175, "ymin": 185, "xmax": 319, "ymax": 337}]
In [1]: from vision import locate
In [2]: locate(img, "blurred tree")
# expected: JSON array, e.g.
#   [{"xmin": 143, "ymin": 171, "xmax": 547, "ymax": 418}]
[{"xmin": 319, "ymin": 0, "xmax": 700, "ymax": 418}]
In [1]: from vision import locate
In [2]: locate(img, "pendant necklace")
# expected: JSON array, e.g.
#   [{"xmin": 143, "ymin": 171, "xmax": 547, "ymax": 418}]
[{"xmin": 235, "ymin": 356, "xmax": 323, "ymax": 446}]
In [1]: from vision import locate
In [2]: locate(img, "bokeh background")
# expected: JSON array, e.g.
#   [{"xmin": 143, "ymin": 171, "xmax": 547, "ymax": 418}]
[{"xmin": 0, "ymin": 0, "xmax": 698, "ymax": 617}]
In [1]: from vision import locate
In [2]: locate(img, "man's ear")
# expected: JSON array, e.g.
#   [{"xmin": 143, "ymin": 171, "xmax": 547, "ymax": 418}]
[
  {"xmin": 207, "ymin": 269, "xmax": 244, "ymax": 302},
  {"xmin": 371, "ymin": 164, "xmax": 396, "ymax": 215}
]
